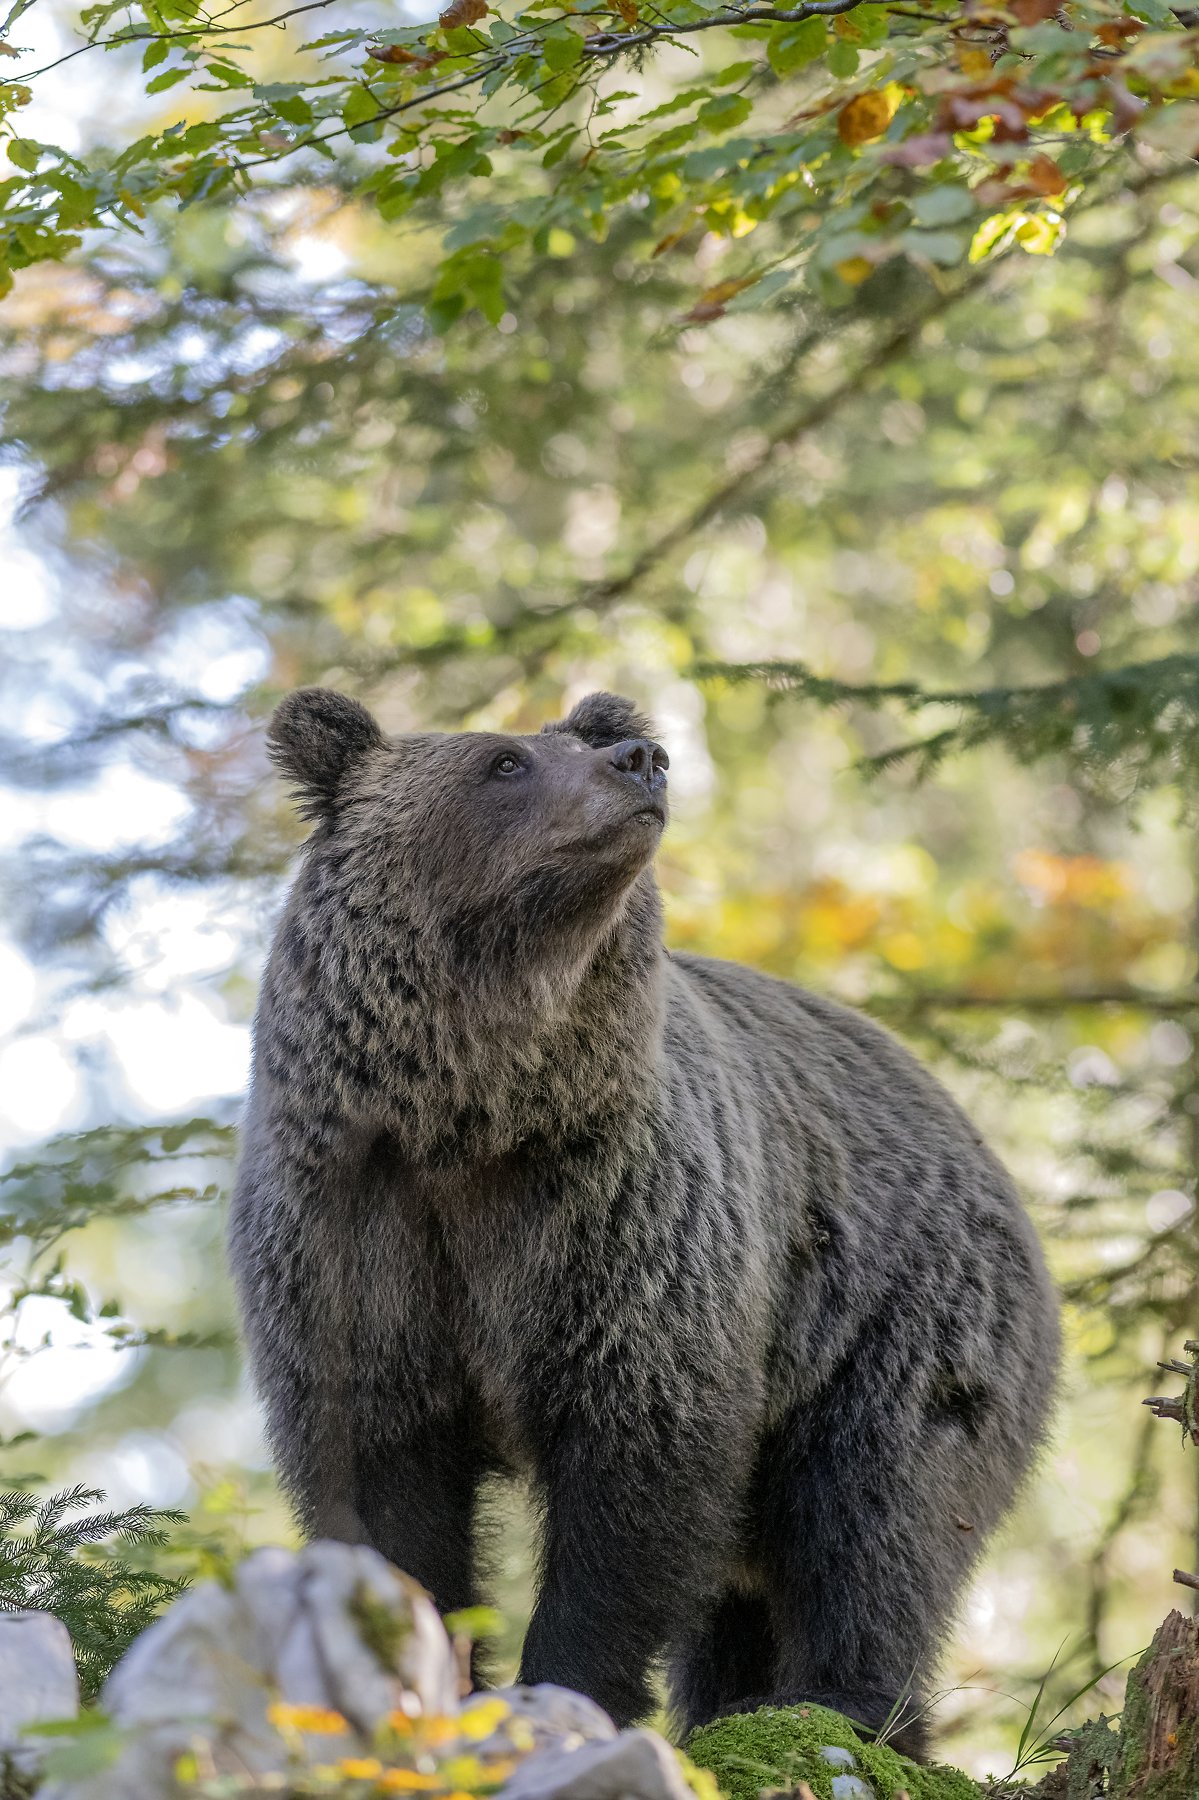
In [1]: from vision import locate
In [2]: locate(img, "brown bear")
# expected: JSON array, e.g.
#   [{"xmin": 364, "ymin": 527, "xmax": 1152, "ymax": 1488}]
[{"xmin": 228, "ymin": 686, "xmax": 1059, "ymax": 1756}]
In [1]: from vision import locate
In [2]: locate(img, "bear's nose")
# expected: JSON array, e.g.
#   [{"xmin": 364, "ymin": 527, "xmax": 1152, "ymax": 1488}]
[{"xmin": 608, "ymin": 737, "xmax": 669, "ymax": 789}]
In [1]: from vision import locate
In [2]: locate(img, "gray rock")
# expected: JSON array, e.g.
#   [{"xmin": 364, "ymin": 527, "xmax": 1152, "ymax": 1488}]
[
  {"xmin": 818, "ymin": 1745, "xmax": 856, "ymax": 1769},
  {"xmin": 830, "ymin": 1775, "xmax": 875, "ymax": 1800},
  {"xmin": 42, "ymin": 1540, "xmax": 458, "ymax": 1800},
  {"xmin": 466, "ymin": 1684, "xmax": 616, "ymax": 1756},
  {"xmin": 499, "ymin": 1728, "xmax": 693, "ymax": 1800},
  {"xmin": 0, "ymin": 1610, "xmax": 78, "ymax": 1782}
]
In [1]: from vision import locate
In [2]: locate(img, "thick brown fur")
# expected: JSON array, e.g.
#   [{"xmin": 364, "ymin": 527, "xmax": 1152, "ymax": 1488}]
[{"xmin": 229, "ymin": 688, "xmax": 1059, "ymax": 1756}]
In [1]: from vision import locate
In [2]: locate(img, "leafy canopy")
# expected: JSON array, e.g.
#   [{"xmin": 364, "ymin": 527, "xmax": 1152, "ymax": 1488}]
[{"xmin": 2, "ymin": 0, "xmax": 1199, "ymax": 315}]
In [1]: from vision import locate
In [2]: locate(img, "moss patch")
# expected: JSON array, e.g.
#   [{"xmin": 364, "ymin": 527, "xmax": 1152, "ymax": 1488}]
[{"xmin": 685, "ymin": 1703, "xmax": 981, "ymax": 1800}]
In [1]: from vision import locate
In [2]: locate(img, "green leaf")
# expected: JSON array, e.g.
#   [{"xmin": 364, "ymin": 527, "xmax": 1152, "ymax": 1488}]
[
  {"xmin": 911, "ymin": 183, "xmax": 974, "ymax": 225},
  {"xmin": 6, "ymin": 135, "xmax": 38, "ymax": 170},
  {"xmin": 542, "ymin": 23, "xmax": 584, "ymax": 71},
  {"xmin": 200, "ymin": 57, "xmax": 254, "ymax": 87},
  {"xmin": 767, "ymin": 16, "xmax": 827, "ymax": 76},
  {"xmin": 144, "ymin": 64, "xmax": 191, "ymax": 94},
  {"xmin": 445, "ymin": 1605, "xmax": 504, "ymax": 1639},
  {"xmin": 853, "ymin": 5, "xmax": 890, "ymax": 47},
  {"xmin": 697, "ymin": 91, "xmax": 754, "ymax": 132},
  {"xmin": 712, "ymin": 60, "xmax": 756, "ymax": 86},
  {"xmin": 826, "ymin": 37, "xmax": 859, "ymax": 77},
  {"xmin": 542, "ymin": 127, "xmax": 579, "ymax": 168},
  {"xmin": 342, "ymin": 84, "xmax": 381, "ymax": 130},
  {"xmin": 141, "ymin": 37, "xmax": 170, "ymax": 70},
  {"xmin": 902, "ymin": 225, "xmax": 967, "ymax": 265},
  {"xmin": 271, "ymin": 94, "xmax": 313, "ymax": 125}
]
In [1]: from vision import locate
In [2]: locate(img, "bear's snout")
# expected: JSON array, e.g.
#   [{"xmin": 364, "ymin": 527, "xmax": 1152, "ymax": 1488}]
[{"xmin": 605, "ymin": 736, "xmax": 669, "ymax": 796}]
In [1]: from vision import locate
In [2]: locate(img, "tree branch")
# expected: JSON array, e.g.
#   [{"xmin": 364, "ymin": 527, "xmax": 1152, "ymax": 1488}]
[{"xmin": 866, "ymin": 990, "xmax": 1199, "ymax": 1013}]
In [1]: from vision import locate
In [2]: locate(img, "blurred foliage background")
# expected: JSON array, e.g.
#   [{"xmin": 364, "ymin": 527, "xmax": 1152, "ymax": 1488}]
[{"xmin": 1, "ymin": 0, "xmax": 1198, "ymax": 1780}]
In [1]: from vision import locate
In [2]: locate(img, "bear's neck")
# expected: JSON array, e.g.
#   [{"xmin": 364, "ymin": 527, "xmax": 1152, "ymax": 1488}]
[{"xmin": 296, "ymin": 862, "xmax": 666, "ymax": 1167}]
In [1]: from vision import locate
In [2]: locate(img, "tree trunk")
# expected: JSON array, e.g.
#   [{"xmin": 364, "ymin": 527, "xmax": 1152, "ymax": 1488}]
[{"xmin": 1110, "ymin": 1609, "xmax": 1199, "ymax": 1800}]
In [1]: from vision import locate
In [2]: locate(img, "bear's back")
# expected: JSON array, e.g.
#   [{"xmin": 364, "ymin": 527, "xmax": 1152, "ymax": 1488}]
[{"xmin": 664, "ymin": 950, "xmax": 1024, "ymax": 1239}]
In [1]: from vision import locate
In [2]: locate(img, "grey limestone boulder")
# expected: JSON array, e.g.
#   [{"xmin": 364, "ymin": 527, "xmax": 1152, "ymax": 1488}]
[
  {"xmin": 498, "ymin": 1727, "xmax": 696, "ymax": 1800},
  {"xmin": 41, "ymin": 1540, "xmax": 457, "ymax": 1800},
  {"xmin": 30, "ymin": 1543, "xmax": 695, "ymax": 1800},
  {"xmin": 462, "ymin": 1683, "xmax": 616, "ymax": 1758},
  {"xmin": 0, "ymin": 1610, "xmax": 78, "ymax": 1789}
]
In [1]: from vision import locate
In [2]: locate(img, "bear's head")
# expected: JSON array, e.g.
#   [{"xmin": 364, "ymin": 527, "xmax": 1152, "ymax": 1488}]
[{"xmin": 267, "ymin": 688, "xmax": 668, "ymax": 982}]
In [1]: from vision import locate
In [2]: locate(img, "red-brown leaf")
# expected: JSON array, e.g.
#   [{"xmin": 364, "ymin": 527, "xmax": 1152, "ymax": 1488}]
[
  {"xmin": 1026, "ymin": 153, "xmax": 1066, "ymax": 194},
  {"xmin": 439, "ymin": 0, "xmax": 488, "ymax": 28}
]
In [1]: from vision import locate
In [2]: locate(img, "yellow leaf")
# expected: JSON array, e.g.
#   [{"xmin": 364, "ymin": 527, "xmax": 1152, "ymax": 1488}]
[
  {"xmin": 837, "ymin": 87, "xmax": 898, "ymax": 147},
  {"xmin": 458, "ymin": 1699, "xmax": 511, "ymax": 1741},
  {"xmin": 835, "ymin": 255, "xmax": 874, "ymax": 284},
  {"xmin": 1013, "ymin": 210, "xmax": 1063, "ymax": 255},
  {"xmin": 652, "ymin": 227, "xmax": 691, "ymax": 257},
  {"xmin": 419, "ymin": 1715, "xmax": 461, "ymax": 1748},
  {"xmin": 697, "ymin": 276, "xmax": 755, "ymax": 306},
  {"xmin": 267, "ymin": 1703, "xmax": 350, "ymax": 1735},
  {"xmin": 680, "ymin": 274, "xmax": 757, "ymax": 323},
  {"xmin": 339, "ymin": 1759, "xmax": 385, "ymax": 1779},
  {"xmin": 955, "ymin": 45, "xmax": 992, "ymax": 75}
]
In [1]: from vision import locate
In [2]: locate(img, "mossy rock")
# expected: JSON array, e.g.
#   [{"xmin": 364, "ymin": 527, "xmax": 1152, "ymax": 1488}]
[{"xmin": 685, "ymin": 1703, "xmax": 981, "ymax": 1800}]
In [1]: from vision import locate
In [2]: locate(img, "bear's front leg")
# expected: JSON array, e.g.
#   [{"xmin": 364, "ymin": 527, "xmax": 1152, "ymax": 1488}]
[
  {"xmin": 228, "ymin": 1105, "xmax": 382, "ymax": 1546},
  {"xmin": 519, "ymin": 1404, "xmax": 754, "ymax": 1727}
]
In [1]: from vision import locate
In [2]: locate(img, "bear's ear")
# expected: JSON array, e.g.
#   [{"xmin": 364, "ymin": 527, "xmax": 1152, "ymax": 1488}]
[
  {"xmin": 545, "ymin": 691, "xmax": 654, "ymax": 749},
  {"xmin": 267, "ymin": 688, "xmax": 385, "ymax": 821}
]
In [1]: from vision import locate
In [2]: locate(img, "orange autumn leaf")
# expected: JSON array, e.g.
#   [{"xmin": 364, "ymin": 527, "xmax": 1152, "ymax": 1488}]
[
  {"xmin": 439, "ymin": 0, "xmax": 488, "ymax": 27},
  {"xmin": 266, "ymin": 1703, "xmax": 350, "ymax": 1735},
  {"xmin": 615, "ymin": 0, "xmax": 639, "ymax": 24},
  {"xmin": 838, "ymin": 88, "xmax": 898, "ymax": 147},
  {"xmin": 370, "ymin": 42, "xmax": 446, "ymax": 67},
  {"xmin": 1026, "ymin": 152, "xmax": 1066, "ymax": 194},
  {"xmin": 681, "ymin": 275, "xmax": 756, "ymax": 322},
  {"xmin": 1011, "ymin": 0, "xmax": 1059, "ymax": 22},
  {"xmin": 1013, "ymin": 849, "xmax": 1130, "ymax": 907}
]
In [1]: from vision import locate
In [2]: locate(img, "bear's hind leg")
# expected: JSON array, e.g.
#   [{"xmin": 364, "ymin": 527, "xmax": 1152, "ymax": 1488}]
[
  {"xmin": 756, "ymin": 1380, "xmax": 1009, "ymax": 1763},
  {"xmin": 668, "ymin": 1589, "xmax": 777, "ymax": 1736}
]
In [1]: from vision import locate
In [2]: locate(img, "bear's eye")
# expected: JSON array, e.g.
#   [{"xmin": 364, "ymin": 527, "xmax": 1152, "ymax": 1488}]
[{"xmin": 491, "ymin": 752, "xmax": 523, "ymax": 777}]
